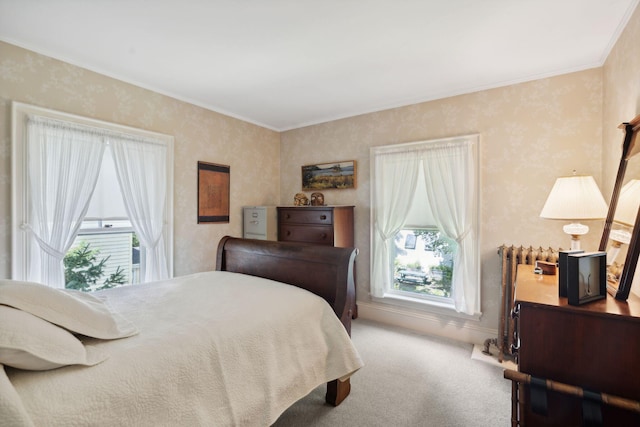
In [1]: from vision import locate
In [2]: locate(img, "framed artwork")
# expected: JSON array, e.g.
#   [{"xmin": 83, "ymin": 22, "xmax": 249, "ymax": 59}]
[
  {"xmin": 197, "ymin": 161, "xmax": 230, "ymax": 223},
  {"xmin": 302, "ymin": 160, "xmax": 356, "ymax": 191},
  {"xmin": 566, "ymin": 251, "xmax": 607, "ymax": 306}
]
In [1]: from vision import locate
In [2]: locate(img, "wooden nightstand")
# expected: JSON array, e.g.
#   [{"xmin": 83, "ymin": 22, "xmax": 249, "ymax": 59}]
[{"xmin": 507, "ymin": 264, "xmax": 640, "ymax": 425}]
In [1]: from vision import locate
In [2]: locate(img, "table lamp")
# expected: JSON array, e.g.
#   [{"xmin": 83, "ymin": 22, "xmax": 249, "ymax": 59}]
[{"xmin": 540, "ymin": 174, "xmax": 608, "ymax": 250}]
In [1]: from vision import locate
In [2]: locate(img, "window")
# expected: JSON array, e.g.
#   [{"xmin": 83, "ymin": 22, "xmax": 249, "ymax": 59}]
[
  {"xmin": 370, "ymin": 135, "xmax": 480, "ymax": 315},
  {"xmin": 64, "ymin": 148, "xmax": 141, "ymax": 291},
  {"xmin": 393, "ymin": 228, "xmax": 456, "ymax": 300},
  {"xmin": 11, "ymin": 102, "xmax": 174, "ymax": 289}
]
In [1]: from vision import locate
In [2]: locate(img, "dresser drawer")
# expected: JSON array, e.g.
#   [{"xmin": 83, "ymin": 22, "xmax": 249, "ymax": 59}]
[
  {"xmin": 279, "ymin": 208, "xmax": 333, "ymax": 225},
  {"xmin": 279, "ymin": 224, "xmax": 334, "ymax": 245}
]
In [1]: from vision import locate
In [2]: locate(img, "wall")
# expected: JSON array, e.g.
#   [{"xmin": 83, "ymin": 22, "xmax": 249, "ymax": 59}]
[
  {"xmin": 3, "ymin": 4, "xmax": 639, "ymax": 345},
  {"xmin": 602, "ymin": 4, "xmax": 640, "ymax": 296},
  {"xmin": 281, "ymin": 69, "xmax": 604, "ymax": 343},
  {"xmin": 603, "ymin": 3, "xmax": 640, "ymax": 187},
  {"xmin": 0, "ymin": 41, "xmax": 281, "ymax": 279}
]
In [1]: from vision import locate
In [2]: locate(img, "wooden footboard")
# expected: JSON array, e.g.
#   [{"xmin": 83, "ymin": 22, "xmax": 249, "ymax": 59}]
[{"xmin": 215, "ymin": 236, "xmax": 358, "ymax": 406}]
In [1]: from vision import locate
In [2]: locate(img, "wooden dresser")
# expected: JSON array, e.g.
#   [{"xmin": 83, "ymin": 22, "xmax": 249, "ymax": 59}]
[
  {"xmin": 277, "ymin": 206, "xmax": 354, "ymax": 247},
  {"xmin": 277, "ymin": 205, "xmax": 356, "ymax": 316},
  {"xmin": 508, "ymin": 264, "xmax": 640, "ymax": 426}
]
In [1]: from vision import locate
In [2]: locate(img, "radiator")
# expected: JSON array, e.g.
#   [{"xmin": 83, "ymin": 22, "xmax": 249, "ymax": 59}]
[{"xmin": 485, "ymin": 245, "xmax": 561, "ymax": 362}]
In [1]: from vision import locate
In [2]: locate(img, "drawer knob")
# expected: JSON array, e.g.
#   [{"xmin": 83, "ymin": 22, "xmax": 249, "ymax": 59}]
[
  {"xmin": 321, "ymin": 233, "xmax": 327, "ymax": 239},
  {"xmin": 320, "ymin": 215, "xmax": 327, "ymax": 220},
  {"xmin": 285, "ymin": 214, "xmax": 291, "ymax": 219},
  {"xmin": 286, "ymin": 230, "xmax": 291, "ymax": 236}
]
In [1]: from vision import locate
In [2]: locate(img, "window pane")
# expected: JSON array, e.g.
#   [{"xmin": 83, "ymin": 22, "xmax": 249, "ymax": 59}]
[
  {"xmin": 393, "ymin": 229, "xmax": 456, "ymax": 298},
  {"xmin": 65, "ymin": 227, "xmax": 140, "ymax": 291}
]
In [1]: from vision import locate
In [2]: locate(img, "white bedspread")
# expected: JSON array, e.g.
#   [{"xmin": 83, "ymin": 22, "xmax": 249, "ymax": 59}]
[{"xmin": 1, "ymin": 271, "xmax": 363, "ymax": 426}]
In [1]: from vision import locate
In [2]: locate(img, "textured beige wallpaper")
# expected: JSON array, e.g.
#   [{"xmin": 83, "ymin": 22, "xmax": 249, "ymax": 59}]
[
  {"xmin": 1, "ymin": 4, "xmax": 639, "ymax": 341},
  {"xmin": 0, "ymin": 41, "xmax": 280, "ymax": 279},
  {"xmin": 603, "ymin": 3, "xmax": 640, "ymax": 190},
  {"xmin": 281, "ymin": 69, "xmax": 604, "ymax": 332},
  {"xmin": 279, "ymin": 4, "xmax": 640, "ymax": 334}
]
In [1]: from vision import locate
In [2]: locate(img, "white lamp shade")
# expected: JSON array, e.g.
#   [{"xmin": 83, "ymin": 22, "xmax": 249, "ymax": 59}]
[
  {"xmin": 614, "ymin": 179, "xmax": 640, "ymax": 227},
  {"xmin": 540, "ymin": 175, "xmax": 608, "ymax": 220}
]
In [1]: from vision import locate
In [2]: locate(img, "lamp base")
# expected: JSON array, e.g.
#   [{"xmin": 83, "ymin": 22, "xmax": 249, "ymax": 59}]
[
  {"xmin": 563, "ymin": 223, "xmax": 589, "ymax": 251},
  {"xmin": 607, "ymin": 229, "xmax": 632, "ymax": 264}
]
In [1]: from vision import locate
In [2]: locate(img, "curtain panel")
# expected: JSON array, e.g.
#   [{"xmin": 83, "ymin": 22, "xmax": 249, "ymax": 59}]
[
  {"xmin": 421, "ymin": 138, "xmax": 479, "ymax": 314},
  {"xmin": 370, "ymin": 151, "xmax": 421, "ymax": 297},
  {"xmin": 110, "ymin": 138, "xmax": 170, "ymax": 282},
  {"xmin": 22, "ymin": 113, "xmax": 171, "ymax": 288},
  {"xmin": 25, "ymin": 116, "xmax": 106, "ymax": 288}
]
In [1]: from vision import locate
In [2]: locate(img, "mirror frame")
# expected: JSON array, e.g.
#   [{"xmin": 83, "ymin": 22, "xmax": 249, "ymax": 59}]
[{"xmin": 599, "ymin": 114, "xmax": 640, "ymax": 301}]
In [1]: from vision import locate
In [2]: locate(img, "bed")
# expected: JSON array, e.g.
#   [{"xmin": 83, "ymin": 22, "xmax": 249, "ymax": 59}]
[{"xmin": 0, "ymin": 236, "xmax": 363, "ymax": 426}]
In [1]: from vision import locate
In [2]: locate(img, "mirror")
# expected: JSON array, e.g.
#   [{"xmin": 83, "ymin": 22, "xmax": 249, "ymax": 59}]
[{"xmin": 599, "ymin": 114, "xmax": 640, "ymax": 301}]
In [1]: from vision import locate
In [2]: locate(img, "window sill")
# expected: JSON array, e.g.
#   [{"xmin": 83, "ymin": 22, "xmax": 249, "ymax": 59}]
[{"xmin": 372, "ymin": 293, "xmax": 482, "ymax": 321}]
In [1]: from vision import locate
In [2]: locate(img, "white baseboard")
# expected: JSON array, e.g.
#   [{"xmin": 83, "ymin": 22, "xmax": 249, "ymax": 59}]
[{"xmin": 356, "ymin": 301, "xmax": 498, "ymax": 345}]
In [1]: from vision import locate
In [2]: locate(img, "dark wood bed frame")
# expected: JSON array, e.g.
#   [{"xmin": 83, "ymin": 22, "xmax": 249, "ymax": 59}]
[{"xmin": 215, "ymin": 236, "xmax": 357, "ymax": 406}]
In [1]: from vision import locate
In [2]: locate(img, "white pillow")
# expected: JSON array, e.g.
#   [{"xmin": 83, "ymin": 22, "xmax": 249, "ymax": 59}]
[
  {"xmin": 0, "ymin": 305, "xmax": 108, "ymax": 370},
  {"xmin": 0, "ymin": 280, "xmax": 137, "ymax": 339}
]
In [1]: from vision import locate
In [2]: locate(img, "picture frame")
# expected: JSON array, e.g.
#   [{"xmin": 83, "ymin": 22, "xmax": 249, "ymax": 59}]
[
  {"xmin": 301, "ymin": 160, "xmax": 356, "ymax": 191},
  {"xmin": 558, "ymin": 250, "xmax": 584, "ymax": 297},
  {"xmin": 566, "ymin": 252, "xmax": 607, "ymax": 306},
  {"xmin": 197, "ymin": 161, "xmax": 230, "ymax": 223}
]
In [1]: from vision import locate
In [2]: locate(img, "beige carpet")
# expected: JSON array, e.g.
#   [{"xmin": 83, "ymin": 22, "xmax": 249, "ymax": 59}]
[{"xmin": 274, "ymin": 319, "xmax": 511, "ymax": 426}]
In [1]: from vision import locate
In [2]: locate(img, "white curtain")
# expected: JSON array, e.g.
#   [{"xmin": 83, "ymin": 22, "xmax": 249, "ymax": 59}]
[
  {"xmin": 370, "ymin": 150, "xmax": 421, "ymax": 297},
  {"xmin": 110, "ymin": 137, "xmax": 169, "ymax": 283},
  {"xmin": 421, "ymin": 137, "xmax": 479, "ymax": 314},
  {"xmin": 25, "ymin": 117, "xmax": 105, "ymax": 288}
]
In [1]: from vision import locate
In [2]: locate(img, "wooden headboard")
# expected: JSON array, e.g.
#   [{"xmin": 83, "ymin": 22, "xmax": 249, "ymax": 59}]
[{"xmin": 215, "ymin": 236, "xmax": 357, "ymax": 334}]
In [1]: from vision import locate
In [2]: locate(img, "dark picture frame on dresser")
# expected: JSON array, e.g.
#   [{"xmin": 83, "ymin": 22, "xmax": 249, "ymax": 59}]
[{"xmin": 566, "ymin": 251, "xmax": 607, "ymax": 306}]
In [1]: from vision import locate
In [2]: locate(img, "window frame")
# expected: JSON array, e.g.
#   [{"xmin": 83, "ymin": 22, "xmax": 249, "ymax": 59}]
[
  {"xmin": 11, "ymin": 102, "xmax": 174, "ymax": 282},
  {"xmin": 369, "ymin": 135, "xmax": 481, "ymax": 317}
]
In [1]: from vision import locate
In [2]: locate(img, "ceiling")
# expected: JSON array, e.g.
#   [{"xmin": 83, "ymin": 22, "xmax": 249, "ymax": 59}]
[{"xmin": 1, "ymin": 1, "xmax": 638, "ymax": 131}]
